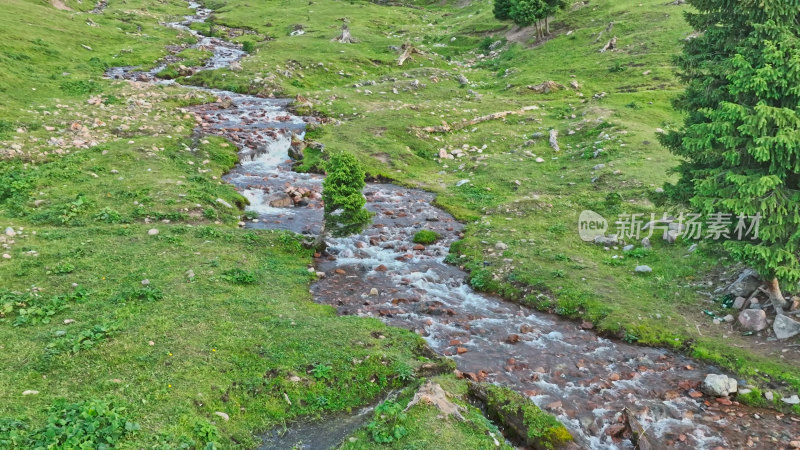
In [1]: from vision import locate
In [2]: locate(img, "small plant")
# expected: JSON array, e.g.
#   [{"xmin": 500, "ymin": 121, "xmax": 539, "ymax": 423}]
[
  {"xmin": 608, "ymin": 61, "xmax": 627, "ymax": 73},
  {"xmin": 53, "ymin": 262, "xmax": 75, "ymax": 274},
  {"xmin": 310, "ymin": 363, "xmax": 333, "ymax": 381},
  {"xmin": 203, "ymin": 207, "xmax": 218, "ymax": 220},
  {"xmin": 221, "ymin": 268, "xmax": 256, "ymax": 285},
  {"xmin": 112, "ymin": 285, "xmax": 164, "ymax": 303},
  {"xmin": 59, "ymin": 80, "xmax": 101, "ymax": 95},
  {"xmin": 367, "ymin": 401, "xmax": 408, "ymax": 444},
  {"xmin": 627, "ymin": 247, "xmax": 651, "ymax": 258},
  {"xmin": 46, "ymin": 323, "xmax": 119, "ymax": 355},
  {"xmin": 391, "ymin": 361, "xmax": 416, "ymax": 382},
  {"xmin": 412, "ymin": 230, "xmax": 439, "ymax": 245},
  {"xmin": 59, "ymin": 195, "xmax": 88, "ymax": 224},
  {"xmin": 546, "ymin": 223, "xmax": 567, "ymax": 235},
  {"xmin": 604, "ymin": 192, "xmax": 623, "ymax": 212},
  {"xmin": 192, "ymin": 419, "xmax": 219, "ymax": 447},
  {"xmin": 2, "ymin": 287, "xmax": 88, "ymax": 326},
  {"xmin": 241, "ymin": 40, "xmax": 256, "ymax": 53},
  {"xmin": 94, "ymin": 207, "xmax": 123, "ymax": 224},
  {"xmin": 623, "ymin": 331, "xmax": 639, "ymax": 343}
]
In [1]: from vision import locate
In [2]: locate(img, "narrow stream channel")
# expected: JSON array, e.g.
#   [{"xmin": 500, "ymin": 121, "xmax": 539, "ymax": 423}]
[{"xmin": 106, "ymin": 2, "xmax": 800, "ymax": 448}]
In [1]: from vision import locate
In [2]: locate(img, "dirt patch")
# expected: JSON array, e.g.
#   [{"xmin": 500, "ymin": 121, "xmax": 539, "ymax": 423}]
[{"xmin": 51, "ymin": 0, "xmax": 73, "ymax": 11}]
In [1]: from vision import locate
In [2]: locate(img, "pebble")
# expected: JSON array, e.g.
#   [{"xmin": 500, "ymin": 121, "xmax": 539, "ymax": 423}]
[
  {"xmin": 148, "ymin": 228, "xmax": 159, "ymax": 236},
  {"xmin": 634, "ymin": 265, "xmax": 652, "ymax": 273},
  {"xmin": 214, "ymin": 411, "xmax": 230, "ymax": 421},
  {"xmin": 4, "ymin": 227, "xmax": 15, "ymax": 237},
  {"xmin": 22, "ymin": 390, "xmax": 39, "ymax": 396}
]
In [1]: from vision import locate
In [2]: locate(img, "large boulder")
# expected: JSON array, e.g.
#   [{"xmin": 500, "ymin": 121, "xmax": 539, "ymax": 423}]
[
  {"xmin": 726, "ymin": 268, "xmax": 761, "ymax": 297},
  {"xmin": 738, "ymin": 309, "xmax": 767, "ymax": 332},
  {"xmin": 773, "ymin": 314, "xmax": 800, "ymax": 340},
  {"xmin": 701, "ymin": 373, "xmax": 737, "ymax": 397}
]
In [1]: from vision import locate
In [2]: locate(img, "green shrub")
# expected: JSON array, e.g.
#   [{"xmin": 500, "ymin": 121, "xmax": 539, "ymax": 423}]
[
  {"xmin": 241, "ymin": 40, "xmax": 255, "ymax": 53},
  {"xmin": 412, "ymin": 230, "xmax": 439, "ymax": 245},
  {"xmin": 59, "ymin": 80, "xmax": 101, "ymax": 95}
]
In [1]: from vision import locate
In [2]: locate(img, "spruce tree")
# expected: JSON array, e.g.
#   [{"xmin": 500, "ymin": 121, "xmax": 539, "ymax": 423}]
[
  {"xmin": 661, "ymin": 0, "xmax": 800, "ymax": 310},
  {"xmin": 509, "ymin": 0, "xmax": 544, "ymax": 26},
  {"xmin": 320, "ymin": 152, "xmax": 372, "ymax": 239},
  {"xmin": 493, "ymin": 0, "xmax": 513, "ymax": 20}
]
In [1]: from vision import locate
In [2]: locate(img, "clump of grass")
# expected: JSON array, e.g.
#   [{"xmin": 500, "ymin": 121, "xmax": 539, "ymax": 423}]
[{"xmin": 413, "ymin": 230, "xmax": 439, "ymax": 245}]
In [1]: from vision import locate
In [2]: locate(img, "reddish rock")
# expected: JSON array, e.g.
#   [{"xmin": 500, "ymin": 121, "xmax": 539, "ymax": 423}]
[
  {"xmin": 456, "ymin": 347, "xmax": 468, "ymax": 354},
  {"xmin": 605, "ymin": 423, "xmax": 626, "ymax": 437},
  {"xmin": 580, "ymin": 321, "xmax": 594, "ymax": 329},
  {"xmin": 738, "ymin": 309, "xmax": 767, "ymax": 331},
  {"xmin": 519, "ymin": 324, "xmax": 534, "ymax": 333},
  {"xmin": 334, "ymin": 269, "xmax": 346, "ymax": 275},
  {"xmin": 505, "ymin": 334, "xmax": 521, "ymax": 344},
  {"xmin": 689, "ymin": 390, "xmax": 703, "ymax": 398},
  {"xmin": 413, "ymin": 244, "xmax": 425, "ymax": 250},
  {"xmin": 716, "ymin": 398, "xmax": 732, "ymax": 406},
  {"xmin": 375, "ymin": 264, "xmax": 388, "ymax": 272},
  {"xmin": 449, "ymin": 339, "xmax": 462, "ymax": 346},
  {"xmin": 608, "ymin": 373, "xmax": 621, "ymax": 382}
]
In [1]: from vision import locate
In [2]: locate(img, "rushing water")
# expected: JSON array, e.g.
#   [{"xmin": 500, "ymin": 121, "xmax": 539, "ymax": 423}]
[{"xmin": 107, "ymin": 2, "xmax": 800, "ymax": 448}]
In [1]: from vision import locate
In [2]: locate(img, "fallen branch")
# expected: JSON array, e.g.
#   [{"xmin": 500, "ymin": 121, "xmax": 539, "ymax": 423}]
[
  {"xmin": 549, "ymin": 129, "xmax": 560, "ymax": 152},
  {"xmin": 527, "ymin": 80, "xmax": 564, "ymax": 93},
  {"xmin": 600, "ymin": 36, "xmax": 617, "ymax": 53},
  {"xmin": 397, "ymin": 42, "xmax": 423, "ymax": 66},
  {"xmin": 593, "ymin": 22, "xmax": 614, "ymax": 43},
  {"xmin": 413, "ymin": 105, "xmax": 539, "ymax": 134},
  {"xmin": 331, "ymin": 23, "xmax": 357, "ymax": 43}
]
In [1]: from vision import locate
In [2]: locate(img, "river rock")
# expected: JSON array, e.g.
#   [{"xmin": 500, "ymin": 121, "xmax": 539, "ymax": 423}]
[
  {"xmin": 701, "ymin": 374, "xmax": 737, "ymax": 397},
  {"xmin": 147, "ymin": 228, "xmax": 159, "ymax": 236},
  {"xmin": 738, "ymin": 309, "xmax": 767, "ymax": 331},
  {"xmin": 495, "ymin": 242, "xmax": 508, "ymax": 250},
  {"xmin": 4, "ymin": 227, "xmax": 14, "ymax": 237},
  {"xmin": 726, "ymin": 268, "xmax": 761, "ymax": 297},
  {"xmin": 622, "ymin": 244, "xmax": 634, "ymax": 252},
  {"xmin": 733, "ymin": 296, "xmax": 747, "ymax": 309},
  {"xmin": 594, "ymin": 234, "xmax": 618, "ymax": 246},
  {"xmin": 634, "ymin": 265, "xmax": 652, "ymax": 273},
  {"xmin": 641, "ymin": 237, "xmax": 651, "ymax": 249},
  {"xmin": 214, "ymin": 411, "xmax": 230, "ymax": 421},
  {"xmin": 782, "ymin": 395, "xmax": 800, "ymax": 405},
  {"xmin": 269, "ymin": 194, "xmax": 293, "ymax": 207},
  {"xmin": 22, "ymin": 390, "xmax": 39, "ymax": 396},
  {"xmin": 773, "ymin": 314, "xmax": 800, "ymax": 340}
]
